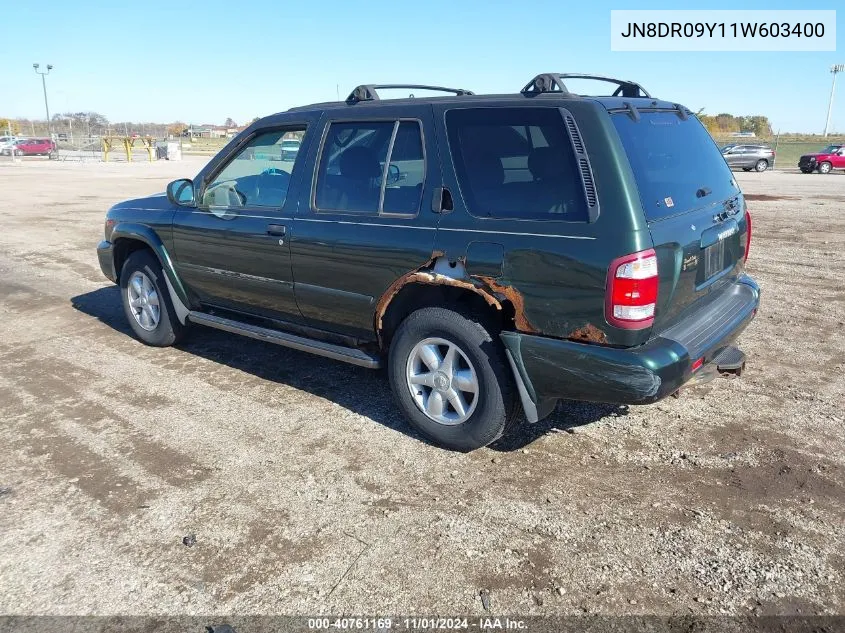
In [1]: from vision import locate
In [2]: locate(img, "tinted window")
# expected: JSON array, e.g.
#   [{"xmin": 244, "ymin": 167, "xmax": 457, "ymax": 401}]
[
  {"xmin": 315, "ymin": 120, "xmax": 425, "ymax": 215},
  {"xmin": 315, "ymin": 121, "xmax": 393, "ymax": 213},
  {"xmin": 383, "ymin": 121, "xmax": 425, "ymax": 214},
  {"xmin": 202, "ymin": 129, "xmax": 303, "ymax": 209},
  {"xmin": 446, "ymin": 108, "xmax": 588, "ymax": 221},
  {"xmin": 613, "ymin": 112, "xmax": 739, "ymax": 221}
]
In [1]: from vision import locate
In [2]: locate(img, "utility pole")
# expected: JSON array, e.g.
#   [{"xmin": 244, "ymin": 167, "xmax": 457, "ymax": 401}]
[
  {"xmin": 32, "ymin": 63, "xmax": 53, "ymax": 138},
  {"xmin": 824, "ymin": 64, "xmax": 844, "ymax": 137}
]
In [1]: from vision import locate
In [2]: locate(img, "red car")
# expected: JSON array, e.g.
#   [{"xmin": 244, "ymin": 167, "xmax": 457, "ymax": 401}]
[
  {"xmin": 798, "ymin": 144, "xmax": 845, "ymax": 174},
  {"xmin": 3, "ymin": 138, "xmax": 56, "ymax": 157}
]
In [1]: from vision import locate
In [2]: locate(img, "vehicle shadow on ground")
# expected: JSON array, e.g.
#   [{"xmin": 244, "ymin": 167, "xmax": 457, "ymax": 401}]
[{"xmin": 71, "ymin": 286, "xmax": 628, "ymax": 452}]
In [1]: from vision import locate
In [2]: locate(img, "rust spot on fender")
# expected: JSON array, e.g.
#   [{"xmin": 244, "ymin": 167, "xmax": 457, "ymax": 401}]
[
  {"xmin": 568, "ymin": 323, "xmax": 608, "ymax": 344},
  {"xmin": 374, "ymin": 253, "xmax": 501, "ymax": 342},
  {"xmin": 474, "ymin": 276, "xmax": 539, "ymax": 334}
]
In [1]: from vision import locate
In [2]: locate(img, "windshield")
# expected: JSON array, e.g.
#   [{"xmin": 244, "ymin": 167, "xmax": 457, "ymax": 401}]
[
  {"xmin": 821, "ymin": 145, "xmax": 842, "ymax": 153},
  {"xmin": 613, "ymin": 111, "xmax": 739, "ymax": 221},
  {"xmin": 281, "ymin": 140, "xmax": 300, "ymax": 148}
]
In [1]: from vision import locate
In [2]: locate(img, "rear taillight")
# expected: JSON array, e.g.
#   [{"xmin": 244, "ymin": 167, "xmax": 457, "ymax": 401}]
[
  {"xmin": 605, "ymin": 248, "xmax": 658, "ymax": 329},
  {"xmin": 743, "ymin": 209, "xmax": 752, "ymax": 261}
]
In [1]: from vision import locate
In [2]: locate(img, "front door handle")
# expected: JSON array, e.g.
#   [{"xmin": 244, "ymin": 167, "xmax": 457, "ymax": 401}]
[{"xmin": 267, "ymin": 224, "xmax": 286, "ymax": 236}]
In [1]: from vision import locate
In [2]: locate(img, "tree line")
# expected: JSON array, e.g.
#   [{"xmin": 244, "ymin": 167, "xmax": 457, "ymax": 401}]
[{"xmin": 696, "ymin": 112, "xmax": 773, "ymax": 137}]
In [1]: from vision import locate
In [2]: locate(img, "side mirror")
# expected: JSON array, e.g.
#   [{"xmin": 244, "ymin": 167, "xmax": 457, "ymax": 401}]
[{"xmin": 167, "ymin": 178, "xmax": 195, "ymax": 206}]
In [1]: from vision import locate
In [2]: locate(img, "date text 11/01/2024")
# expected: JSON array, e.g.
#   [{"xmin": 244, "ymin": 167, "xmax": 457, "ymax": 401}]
[
  {"xmin": 307, "ymin": 617, "xmax": 528, "ymax": 630},
  {"xmin": 620, "ymin": 22, "xmax": 825, "ymax": 38}
]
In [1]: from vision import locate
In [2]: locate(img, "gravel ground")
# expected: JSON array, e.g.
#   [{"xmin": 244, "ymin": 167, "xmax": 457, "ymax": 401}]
[{"xmin": 0, "ymin": 158, "xmax": 842, "ymax": 617}]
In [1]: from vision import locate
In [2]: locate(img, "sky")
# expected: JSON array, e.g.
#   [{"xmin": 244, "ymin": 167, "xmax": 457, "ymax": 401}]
[{"xmin": 1, "ymin": 0, "xmax": 843, "ymax": 133}]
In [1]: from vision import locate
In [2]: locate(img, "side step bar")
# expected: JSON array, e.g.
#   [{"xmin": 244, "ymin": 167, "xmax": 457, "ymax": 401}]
[{"xmin": 187, "ymin": 311, "xmax": 382, "ymax": 369}]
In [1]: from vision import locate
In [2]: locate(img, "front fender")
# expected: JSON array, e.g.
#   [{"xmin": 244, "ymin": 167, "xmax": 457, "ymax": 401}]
[{"xmin": 110, "ymin": 223, "xmax": 191, "ymax": 314}]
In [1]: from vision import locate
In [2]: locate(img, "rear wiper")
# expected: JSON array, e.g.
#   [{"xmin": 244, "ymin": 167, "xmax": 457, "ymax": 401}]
[{"xmin": 696, "ymin": 187, "xmax": 712, "ymax": 199}]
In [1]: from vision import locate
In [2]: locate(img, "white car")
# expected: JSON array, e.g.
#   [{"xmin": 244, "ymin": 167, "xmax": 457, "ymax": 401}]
[{"xmin": 0, "ymin": 136, "xmax": 19, "ymax": 151}]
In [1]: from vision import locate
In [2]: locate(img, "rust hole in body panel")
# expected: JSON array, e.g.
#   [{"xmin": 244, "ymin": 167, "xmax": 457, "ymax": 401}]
[
  {"xmin": 374, "ymin": 253, "xmax": 501, "ymax": 338},
  {"xmin": 375, "ymin": 255, "xmax": 543, "ymax": 344},
  {"xmin": 474, "ymin": 276, "xmax": 539, "ymax": 334},
  {"xmin": 568, "ymin": 323, "xmax": 608, "ymax": 344}
]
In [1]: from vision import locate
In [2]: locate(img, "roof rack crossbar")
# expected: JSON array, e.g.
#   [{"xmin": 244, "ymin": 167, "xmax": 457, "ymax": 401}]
[
  {"xmin": 346, "ymin": 84, "xmax": 474, "ymax": 104},
  {"xmin": 521, "ymin": 73, "xmax": 651, "ymax": 98}
]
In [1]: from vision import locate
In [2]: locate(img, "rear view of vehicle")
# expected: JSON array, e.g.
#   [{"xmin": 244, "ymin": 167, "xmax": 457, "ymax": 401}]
[
  {"xmin": 498, "ymin": 76, "xmax": 759, "ymax": 436},
  {"xmin": 610, "ymin": 105, "xmax": 758, "ymax": 386}
]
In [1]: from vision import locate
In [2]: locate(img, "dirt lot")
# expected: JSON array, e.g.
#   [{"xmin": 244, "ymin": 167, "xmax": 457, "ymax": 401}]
[{"xmin": 0, "ymin": 158, "xmax": 843, "ymax": 617}]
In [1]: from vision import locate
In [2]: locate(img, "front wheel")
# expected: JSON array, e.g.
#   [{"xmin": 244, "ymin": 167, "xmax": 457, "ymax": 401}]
[
  {"xmin": 800, "ymin": 167, "xmax": 813, "ymax": 174},
  {"xmin": 742, "ymin": 167, "xmax": 752, "ymax": 172},
  {"xmin": 754, "ymin": 159, "xmax": 768, "ymax": 172},
  {"xmin": 388, "ymin": 307, "xmax": 516, "ymax": 451},
  {"xmin": 819, "ymin": 161, "xmax": 832, "ymax": 174},
  {"xmin": 120, "ymin": 250, "xmax": 186, "ymax": 346}
]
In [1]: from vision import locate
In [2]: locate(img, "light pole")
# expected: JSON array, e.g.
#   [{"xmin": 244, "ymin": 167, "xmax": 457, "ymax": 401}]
[
  {"xmin": 33, "ymin": 63, "xmax": 53, "ymax": 138},
  {"xmin": 823, "ymin": 64, "xmax": 844, "ymax": 137}
]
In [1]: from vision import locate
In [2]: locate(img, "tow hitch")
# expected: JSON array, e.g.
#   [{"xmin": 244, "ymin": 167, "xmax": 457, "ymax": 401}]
[
  {"xmin": 672, "ymin": 346, "xmax": 747, "ymax": 398},
  {"xmin": 714, "ymin": 346, "xmax": 746, "ymax": 377}
]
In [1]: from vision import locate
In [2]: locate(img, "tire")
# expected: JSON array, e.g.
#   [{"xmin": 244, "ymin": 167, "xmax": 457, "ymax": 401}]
[
  {"xmin": 119, "ymin": 249, "xmax": 186, "ymax": 346},
  {"xmin": 819, "ymin": 161, "xmax": 832, "ymax": 174},
  {"xmin": 741, "ymin": 167, "xmax": 752, "ymax": 172},
  {"xmin": 800, "ymin": 168, "xmax": 813, "ymax": 174},
  {"xmin": 388, "ymin": 307, "xmax": 517, "ymax": 451},
  {"xmin": 754, "ymin": 159, "xmax": 768, "ymax": 172}
]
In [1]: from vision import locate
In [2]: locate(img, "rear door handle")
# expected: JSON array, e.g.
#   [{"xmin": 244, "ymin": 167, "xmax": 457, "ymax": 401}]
[{"xmin": 267, "ymin": 224, "xmax": 286, "ymax": 236}]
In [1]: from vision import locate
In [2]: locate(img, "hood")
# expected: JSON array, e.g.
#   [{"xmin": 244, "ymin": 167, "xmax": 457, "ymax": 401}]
[{"xmin": 110, "ymin": 191, "xmax": 168, "ymax": 211}]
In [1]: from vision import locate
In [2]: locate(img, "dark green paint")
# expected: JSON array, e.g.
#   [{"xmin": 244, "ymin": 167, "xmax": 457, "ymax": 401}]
[{"xmin": 96, "ymin": 90, "xmax": 759, "ymax": 417}]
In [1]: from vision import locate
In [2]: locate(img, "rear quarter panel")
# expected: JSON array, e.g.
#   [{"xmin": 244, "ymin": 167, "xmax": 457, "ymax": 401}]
[{"xmin": 431, "ymin": 98, "xmax": 652, "ymax": 347}]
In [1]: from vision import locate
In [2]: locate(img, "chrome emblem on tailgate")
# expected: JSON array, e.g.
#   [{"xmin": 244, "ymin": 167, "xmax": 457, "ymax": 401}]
[
  {"xmin": 717, "ymin": 226, "xmax": 738, "ymax": 241},
  {"xmin": 682, "ymin": 254, "xmax": 698, "ymax": 271}
]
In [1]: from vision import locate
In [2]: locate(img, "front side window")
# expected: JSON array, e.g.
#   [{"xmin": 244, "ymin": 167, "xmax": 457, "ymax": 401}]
[
  {"xmin": 201, "ymin": 128, "xmax": 304, "ymax": 210},
  {"xmin": 446, "ymin": 107, "xmax": 588, "ymax": 221},
  {"xmin": 315, "ymin": 120, "xmax": 425, "ymax": 215}
]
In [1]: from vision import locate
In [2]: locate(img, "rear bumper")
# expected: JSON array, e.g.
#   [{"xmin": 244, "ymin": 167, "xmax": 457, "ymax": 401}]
[
  {"xmin": 501, "ymin": 275, "xmax": 760, "ymax": 418},
  {"xmin": 97, "ymin": 240, "xmax": 117, "ymax": 282}
]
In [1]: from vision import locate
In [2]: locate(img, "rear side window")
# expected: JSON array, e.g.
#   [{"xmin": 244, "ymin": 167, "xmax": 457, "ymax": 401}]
[
  {"xmin": 446, "ymin": 107, "xmax": 588, "ymax": 221},
  {"xmin": 315, "ymin": 120, "xmax": 425, "ymax": 215},
  {"xmin": 613, "ymin": 112, "xmax": 739, "ymax": 221}
]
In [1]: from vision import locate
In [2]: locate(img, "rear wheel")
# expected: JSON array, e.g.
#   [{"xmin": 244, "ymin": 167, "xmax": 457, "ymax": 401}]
[
  {"xmin": 388, "ymin": 307, "xmax": 516, "ymax": 451},
  {"xmin": 754, "ymin": 159, "xmax": 768, "ymax": 172},
  {"xmin": 120, "ymin": 250, "xmax": 186, "ymax": 346},
  {"xmin": 819, "ymin": 161, "xmax": 832, "ymax": 174}
]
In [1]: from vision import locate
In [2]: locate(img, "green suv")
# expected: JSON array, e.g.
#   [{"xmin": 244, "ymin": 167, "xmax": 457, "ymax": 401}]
[{"xmin": 96, "ymin": 73, "xmax": 759, "ymax": 451}]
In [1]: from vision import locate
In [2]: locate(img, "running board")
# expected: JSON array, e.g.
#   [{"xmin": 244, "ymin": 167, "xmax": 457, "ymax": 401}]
[{"xmin": 187, "ymin": 311, "xmax": 382, "ymax": 369}]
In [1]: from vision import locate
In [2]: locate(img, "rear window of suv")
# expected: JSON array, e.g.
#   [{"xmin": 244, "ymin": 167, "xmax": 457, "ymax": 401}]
[
  {"xmin": 613, "ymin": 111, "xmax": 739, "ymax": 221},
  {"xmin": 446, "ymin": 107, "xmax": 588, "ymax": 221}
]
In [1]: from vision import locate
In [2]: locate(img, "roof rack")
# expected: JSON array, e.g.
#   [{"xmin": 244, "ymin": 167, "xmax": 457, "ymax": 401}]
[
  {"xmin": 521, "ymin": 73, "xmax": 651, "ymax": 98},
  {"xmin": 345, "ymin": 84, "xmax": 474, "ymax": 104}
]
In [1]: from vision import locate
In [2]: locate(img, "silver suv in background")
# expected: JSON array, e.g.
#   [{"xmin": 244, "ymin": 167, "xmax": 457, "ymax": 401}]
[{"xmin": 721, "ymin": 144, "xmax": 774, "ymax": 172}]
